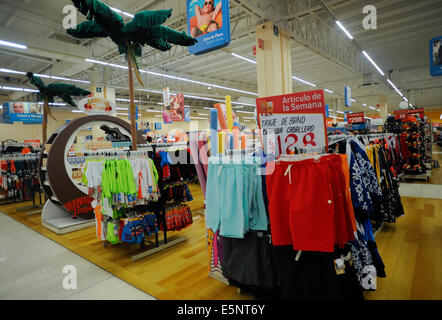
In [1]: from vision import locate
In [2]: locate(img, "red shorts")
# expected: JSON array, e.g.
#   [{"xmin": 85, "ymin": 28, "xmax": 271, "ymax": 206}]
[{"xmin": 266, "ymin": 154, "xmax": 354, "ymax": 252}]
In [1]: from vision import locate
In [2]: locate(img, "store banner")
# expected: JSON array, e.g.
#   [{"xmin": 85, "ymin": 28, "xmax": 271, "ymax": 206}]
[
  {"xmin": 347, "ymin": 112, "xmax": 365, "ymax": 124},
  {"xmin": 184, "ymin": 108, "xmax": 191, "ymax": 122},
  {"xmin": 408, "ymin": 108, "xmax": 425, "ymax": 119},
  {"xmin": 256, "ymin": 90, "xmax": 327, "ymax": 157},
  {"xmin": 325, "ymin": 104, "xmax": 329, "ymax": 118},
  {"xmin": 24, "ymin": 139, "xmax": 41, "ymax": 148},
  {"xmin": 154, "ymin": 122, "xmax": 162, "ymax": 130},
  {"xmin": 187, "ymin": 0, "xmax": 231, "ymax": 55},
  {"xmin": 1, "ymin": 102, "xmax": 43, "ymax": 124},
  {"xmin": 430, "ymin": 36, "xmax": 442, "ymax": 76},
  {"xmin": 394, "ymin": 109, "xmax": 409, "ymax": 120},
  {"xmin": 162, "ymin": 87, "xmax": 185, "ymax": 122},
  {"xmin": 77, "ymin": 96, "xmax": 116, "ymax": 115},
  {"xmin": 344, "ymin": 86, "xmax": 351, "ymax": 107}
]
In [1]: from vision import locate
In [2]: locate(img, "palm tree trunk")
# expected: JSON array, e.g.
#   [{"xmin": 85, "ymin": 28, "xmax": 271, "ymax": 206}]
[
  {"xmin": 127, "ymin": 58, "xmax": 138, "ymax": 151},
  {"xmin": 42, "ymin": 98, "xmax": 48, "ymax": 144}
]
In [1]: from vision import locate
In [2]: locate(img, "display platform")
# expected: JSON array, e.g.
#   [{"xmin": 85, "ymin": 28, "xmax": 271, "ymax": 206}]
[
  {"xmin": 41, "ymin": 199, "xmax": 95, "ymax": 235},
  {"xmin": 398, "ymin": 171, "xmax": 431, "ymax": 182}
]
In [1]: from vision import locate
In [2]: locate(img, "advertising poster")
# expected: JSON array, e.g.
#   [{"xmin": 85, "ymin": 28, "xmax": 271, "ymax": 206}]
[
  {"xmin": 430, "ymin": 36, "xmax": 442, "ymax": 76},
  {"xmin": 77, "ymin": 96, "xmax": 116, "ymax": 115},
  {"xmin": 394, "ymin": 109, "xmax": 409, "ymax": 120},
  {"xmin": 163, "ymin": 87, "xmax": 185, "ymax": 123},
  {"xmin": 184, "ymin": 108, "xmax": 191, "ymax": 122},
  {"xmin": 187, "ymin": 0, "xmax": 231, "ymax": 55},
  {"xmin": 1, "ymin": 102, "xmax": 43, "ymax": 124},
  {"xmin": 256, "ymin": 90, "xmax": 327, "ymax": 158},
  {"xmin": 344, "ymin": 86, "xmax": 351, "ymax": 107}
]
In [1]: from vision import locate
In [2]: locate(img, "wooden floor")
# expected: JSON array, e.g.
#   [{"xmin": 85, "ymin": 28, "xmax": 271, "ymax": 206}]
[{"xmin": 1, "ymin": 179, "xmax": 441, "ymax": 300}]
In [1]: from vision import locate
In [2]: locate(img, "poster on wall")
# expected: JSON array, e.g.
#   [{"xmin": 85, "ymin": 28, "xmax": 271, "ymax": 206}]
[
  {"xmin": 256, "ymin": 90, "xmax": 327, "ymax": 158},
  {"xmin": 77, "ymin": 96, "xmax": 116, "ymax": 115},
  {"xmin": 187, "ymin": 0, "xmax": 231, "ymax": 55},
  {"xmin": 1, "ymin": 102, "xmax": 43, "ymax": 124},
  {"xmin": 430, "ymin": 36, "xmax": 442, "ymax": 76},
  {"xmin": 162, "ymin": 87, "xmax": 185, "ymax": 123}
]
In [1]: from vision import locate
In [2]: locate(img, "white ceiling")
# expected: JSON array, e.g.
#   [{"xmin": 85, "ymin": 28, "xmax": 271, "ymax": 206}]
[{"xmin": 0, "ymin": 0, "xmax": 441, "ymax": 117}]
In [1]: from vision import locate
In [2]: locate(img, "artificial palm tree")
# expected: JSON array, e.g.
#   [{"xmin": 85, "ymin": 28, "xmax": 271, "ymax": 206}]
[
  {"xmin": 66, "ymin": 0, "xmax": 197, "ymax": 150},
  {"xmin": 27, "ymin": 72, "xmax": 91, "ymax": 143}
]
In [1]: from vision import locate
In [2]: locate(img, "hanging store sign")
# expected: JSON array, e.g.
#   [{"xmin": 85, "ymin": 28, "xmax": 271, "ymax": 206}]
[
  {"xmin": 256, "ymin": 89, "xmax": 327, "ymax": 157},
  {"xmin": 77, "ymin": 97, "xmax": 116, "ymax": 115},
  {"xmin": 430, "ymin": 36, "xmax": 442, "ymax": 77},
  {"xmin": 408, "ymin": 108, "xmax": 425, "ymax": 119},
  {"xmin": 1, "ymin": 102, "xmax": 43, "ymax": 124},
  {"xmin": 344, "ymin": 86, "xmax": 351, "ymax": 107},
  {"xmin": 347, "ymin": 112, "xmax": 365, "ymax": 124},
  {"xmin": 163, "ymin": 87, "xmax": 185, "ymax": 122},
  {"xmin": 187, "ymin": 0, "xmax": 231, "ymax": 55},
  {"xmin": 394, "ymin": 109, "xmax": 409, "ymax": 120}
]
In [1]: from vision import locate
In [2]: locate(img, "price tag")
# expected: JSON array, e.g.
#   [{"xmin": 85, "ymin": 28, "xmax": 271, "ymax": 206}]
[{"xmin": 256, "ymin": 90, "xmax": 327, "ymax": 158}]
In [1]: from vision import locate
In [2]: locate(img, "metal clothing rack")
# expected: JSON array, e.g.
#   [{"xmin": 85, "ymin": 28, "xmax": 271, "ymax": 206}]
[
  {"xmin": 96, "ymin": 143, "xmax": 190, "ymax": 262},
  {"xmin": 0, "ymin": 152, "xmax": 43, "ymax": 207}
]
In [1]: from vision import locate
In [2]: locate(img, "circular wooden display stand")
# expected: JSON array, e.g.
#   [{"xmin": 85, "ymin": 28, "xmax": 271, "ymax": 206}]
[{"xmin": 39, "ymin": 115, "xmax": 144, "ymax": 233}]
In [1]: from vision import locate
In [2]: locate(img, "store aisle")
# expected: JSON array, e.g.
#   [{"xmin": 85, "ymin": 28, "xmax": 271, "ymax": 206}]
[
  {"xmin": 365, "ymin": 197, "xmax": 442, "ymax": 300},
  {"xmin": 0, "ymin": 212, "xmax": 156, "ymax": 300}
]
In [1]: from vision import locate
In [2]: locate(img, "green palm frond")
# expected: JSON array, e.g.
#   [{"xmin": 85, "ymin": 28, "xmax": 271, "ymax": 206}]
[
  {"xmin": 149, "ymin": 25, "xmax": 197, "ymax": 46},
  {"xmin": 67, "ymin": 20, "xmax": 108, "ymax": 38},
  {"xmin": 124, "ymin": 9, "xmax": 172, "ymax": 35},
  {"xmin": 27, "ymin": 72, "xmax": 46, "ymax": 91}
]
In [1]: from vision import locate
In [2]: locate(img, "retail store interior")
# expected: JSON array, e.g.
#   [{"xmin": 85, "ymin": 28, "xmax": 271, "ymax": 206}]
[{"xmin": 0, "ymin": 0, "xmax": 441, "ymax": 301}]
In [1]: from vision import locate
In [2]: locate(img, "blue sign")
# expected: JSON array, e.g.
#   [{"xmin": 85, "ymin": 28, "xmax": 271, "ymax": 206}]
[
  {"xmin": 154, "ymin": 122, "xmax": 162, "ymax": 130},
  {"xmin": 184, "ymin": 108, "xmax": 191, "ymax": 122},
  {"xmin": 344, "ymin": 86, "xmax": 351, "ymax": 107},
  {"xmin": 128, "ymin": 106, "xmax": 138, "ymax": 120},
  {"xmin": 430, "ymin": 36, "xmax": 442, "ymax": 76},
  {"xmin": 187, "ymin": 0, "xmax": 231, "ymax": 55},
  {"xmin": 1, "ymin": 102, "xmax": 43, "ymax": 124},
  {"xmin": 325, "ymin": 104, "xmax": 329, "ymax": 118}
]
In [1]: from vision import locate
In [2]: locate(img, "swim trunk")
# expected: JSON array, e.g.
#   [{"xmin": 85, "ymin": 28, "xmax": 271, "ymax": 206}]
[{"xmin": 266, "ymin": 154, "xmax": 354, "ymax": 252}]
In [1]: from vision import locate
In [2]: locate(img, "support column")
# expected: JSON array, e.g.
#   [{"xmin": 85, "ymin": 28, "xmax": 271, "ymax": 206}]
[
  {"xmin": 378, "ymin": 93, "xmax": 388, "ymax": 120},
  {"xmin": 256, "ymin": 21, "xmax": 292, "ymax": 97}
]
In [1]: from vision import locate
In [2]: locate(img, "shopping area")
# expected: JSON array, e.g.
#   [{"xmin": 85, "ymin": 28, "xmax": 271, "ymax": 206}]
[{"xmin": 0, "ymin": 0, "xmax": 441, "ymax": 302}]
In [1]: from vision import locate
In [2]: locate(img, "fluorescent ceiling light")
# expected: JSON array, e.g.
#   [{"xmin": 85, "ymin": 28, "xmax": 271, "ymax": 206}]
[
  {"xmin": 0, "ymin": 39, "xmax": 27, "ymax": 49},
  {"xmin": 351, "ymin": 99, "xmax": 356, "ymax": 102},
  {"xmin": 403, "ymin": 97, "xmax": 408, "ymax": 102},
  {"xmin": 85, "ymin": 58, "xmax": 108, "ymax": 66},
  {"xmin": 109, "ymin": 63, "xmax": 128, "ymax": 70},
  {"xmin": 386, "ymin": 79, "xmax": 403, "ymax": 97},
  {"xmin": 237, "ymin": 111, "xmax": 255, "ymax": 114},
  {"xmin": 242, "ymin": 117, "xmax": 255, "ymax": 120},
  {"xmin": 86, "ymin": 59, "xmax": 257, "ymax": 96},
  {"xmin": 2, "ymin": 86, "xmax": 23, "ymax": 91},
  {"xmin": 231, "ymin": 53, "xmax": 257, "ymax": 64},
  {"xmin": 145, "ymin": 110, "xmax": 162, "ymax": 113},
  {"xmin": 51, "ymin": 76, "xmax": 70, "ymax": 81},
  {"xmin": 369, "ymin": 106, "xmax": 376, "ymax": 110},
  {"xmin": 34, "ymin": 73, "xmax": 51, "ymax": 78},
  {"xmin": 72, "ymin": 110, "xmax": 83, "ymax": 113},
  {"xmin": 0, "ymin": 68, "xmax": 26, "ymax": 75},
  {"xmin": 324, "ymin": 89, "xmax": 334, "ymax": 94},
  {"xmin": 330, "ymin": 116, "xmax": 344, "ymax": 119},
  {"xmin": 198, "ymin": 113, "xmax": 208, "ymax": 116},
  {"xmin": 38, "ymin": 102, "xmax": 66, "ymax": 106},
  {"xmin": 116, "ymin": 113, "xmax": 128, "ymax": 116},
  {"xmin": 154, "ymin": 115, "xmax": 162, "ymax": 118},
  {"xmin": 292, "ymin": 76, "xmax": 316, "ymax": 87},
  {"xmin": 191, "ymin": 116, "xmax": 208, "ymax": 120},
  {"xmin": 336, "ymin": 111, "xmax": 345, "ymax": 114},
  {"xmin": 363, "ymin": 103, "xmax": 367, "ymax": 106},
  {"xmin": 376, "ymin": 108, "xmax": 381, "ymax": 112},
  {"xmin": 116, "ymin": 107, "xmax": 127, "ymax": 110},
  {"xmin": 335, "ymin": 21, "xmax": 353, "ymax": 40},
  {"xmin": 362, "ymin": 51, "xmax": 385, "ymax": 76}
]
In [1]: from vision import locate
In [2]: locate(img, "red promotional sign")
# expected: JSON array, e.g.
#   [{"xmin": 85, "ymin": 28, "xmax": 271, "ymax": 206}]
[
  {"xmin": 347, "ymin": 112, "xmax": 365, "ymax": 124},
  {"xmin": 253, "ymin": 45, "xmax": 256, "ymax": 55},
  {"xmin": 258, "ymin": 38, "xmax": 264, "ymax": 49},
  {"xmin": 256, "ymin": 90, "xmax": 327, "ymax": 157},
  {"xmin": 394, "ymin": 109, "xmax": 409, "ymax": 120},
  {"xmin": 408, "ymin": 108, "xmax": 424, "ymax": 119}
]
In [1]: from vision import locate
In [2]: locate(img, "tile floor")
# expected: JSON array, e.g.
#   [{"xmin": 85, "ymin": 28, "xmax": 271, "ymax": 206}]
[
  {"xmin": 399, "ymin": 183, "xmax": 442, "ymax": 199},
  {"xmin": 0, "ymin": 212, "xmax": 156, "ymax": 300}
]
